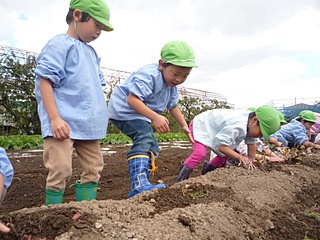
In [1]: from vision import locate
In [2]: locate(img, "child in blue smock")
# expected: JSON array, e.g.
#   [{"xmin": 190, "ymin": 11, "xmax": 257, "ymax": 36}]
[
  {"xmin": 269, "ymin": 110, "xmax": 320, "ymax": 149},
  {"xmin": 0, "ymin": 147, "xmax": 13, "ymax": 233},
  {"xmin": 35, "ymin": 0, "xmax": 113, "ymax": 205},
  {"xmin": 175, "ymin": 106, "xmax": 281, "ymax": 182},
  {"xmin": 108, "ymin": 40, "xmax": 197, "ymax": 198}
]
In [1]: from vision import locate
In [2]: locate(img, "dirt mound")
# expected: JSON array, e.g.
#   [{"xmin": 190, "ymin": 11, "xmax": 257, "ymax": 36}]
[{"xmin": 0, "ymin": 142, "xmax": 319, "ymax": 239}]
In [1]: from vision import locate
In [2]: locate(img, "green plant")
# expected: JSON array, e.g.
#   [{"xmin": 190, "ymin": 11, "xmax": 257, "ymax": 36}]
[
  {"xmin": 0, "ymin": 133, "xmax": 191, "ymax": 150},
  {"xmin": 304, "ymin": 209, "xmax": 320, "ymax": 222}
]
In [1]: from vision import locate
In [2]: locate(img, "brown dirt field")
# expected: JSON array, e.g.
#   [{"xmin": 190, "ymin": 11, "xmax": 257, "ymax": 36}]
[{"xmin": 0, "ymin": 141, "xmax": 319, "ymax": 240}]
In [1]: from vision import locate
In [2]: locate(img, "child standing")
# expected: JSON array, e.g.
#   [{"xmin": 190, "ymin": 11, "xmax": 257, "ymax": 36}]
[
  {"xmin": 0, "ymin": 147, "xmax": 13, "ymax": 233},
  {"xmin": 108, "ymin": 40, "xmax": 197, "ymax": 198},
  {"xmin": 175, "ymin": 106, "xmax": 280, "ymax": 182},
  {"xmin": 35, "ymin": 0, "xmax": 113, "ymax": 205},
  {"xmin": 269, "ymin": 110, "xmax": 320, "ymax": 149}
]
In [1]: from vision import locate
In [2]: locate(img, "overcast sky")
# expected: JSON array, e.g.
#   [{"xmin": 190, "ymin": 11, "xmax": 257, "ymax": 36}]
[{"xmin": 1, "ymin": 0, "xmax": 320, "ymax": 109}]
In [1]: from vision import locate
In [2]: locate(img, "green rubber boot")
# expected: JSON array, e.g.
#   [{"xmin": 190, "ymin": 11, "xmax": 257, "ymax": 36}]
[
  {"xmin": 45, "ymin": 189, "xmax": 64, "ymax": 206},
  {"xmin": 72, "ymin": 182, "xmax": 98, "ymax": 202}
]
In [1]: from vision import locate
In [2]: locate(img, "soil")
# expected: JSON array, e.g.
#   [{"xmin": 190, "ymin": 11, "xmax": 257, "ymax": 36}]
[{"xmin": 0, "ymin": 141, "xmax": 319, "ymax": 240}]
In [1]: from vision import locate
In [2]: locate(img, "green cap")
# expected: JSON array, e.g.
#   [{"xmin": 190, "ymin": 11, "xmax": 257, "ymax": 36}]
[
  {"xmin": 70, "ymin": 0, "xmax": 113, "ymax": 31},
  {"xmin": 277, "ymin": 111, "xmax": 287, "ymax": 124},
  {"xmin": 254, "ymin": 105, "xmax": 280, "ymax": 139},
  {"xmin": 297, "ymin": 110, "xmax": 316, "ymax": 122},
  {"xmin": 161, "ymin": 41, "xmax": 197, "ymax": 68}
]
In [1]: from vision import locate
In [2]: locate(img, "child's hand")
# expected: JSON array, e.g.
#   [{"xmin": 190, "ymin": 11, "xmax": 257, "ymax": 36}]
[
  {"xmin": 239, "ymin": 155, "xmax": 249, "ymax": 165},
  {"xmin": 247, "ymin": 156, "xmax": 256, "ymax": 171},
  {"xmin": 50, "ymin": 117, "xmax": 70, "ymax": 140},
  {"xmin": 239, "ymin": 155, "xmax": 256, "ymax": 170},
  {"xmin": 0, "ymin": 221, "xmax": 10, "ymax": 233},
  {"xmin": 182, "ymin": 126, "xmax": 194, "ymax": 144},
  {"xmin": 268, "ymin": 156, "xmax": 285, "ymax": 162},
  {"xmin": 314, "ymin": 144, "xmax": 320, "ymax": 149},
  {"xmin": 152, "ymin": 115, "xmax": 170, "ymax": 134}
]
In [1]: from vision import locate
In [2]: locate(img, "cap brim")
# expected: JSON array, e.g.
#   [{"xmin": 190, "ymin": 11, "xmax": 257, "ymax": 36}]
[
  {"xmin": 103, "ymin": 25, "xmax": 113, "ymax": 31},
  {"xmin": 171, "ymin": 62, "xmax": 198, "ymax": 68},
  {"xmin": 94, "ymin": 17, "xmax": 113, "ymax": 31}
]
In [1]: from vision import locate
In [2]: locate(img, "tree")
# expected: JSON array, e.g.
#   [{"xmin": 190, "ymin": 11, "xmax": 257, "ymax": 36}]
[{"xmin": 0, "ymin": 53, "xmax": 40, "ymax": 135}]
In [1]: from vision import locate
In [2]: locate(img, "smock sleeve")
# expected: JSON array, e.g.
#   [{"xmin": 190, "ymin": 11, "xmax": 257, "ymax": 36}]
[{"xmin": 0, "ymin": 148, "xmax": 14, "ymax": 190}]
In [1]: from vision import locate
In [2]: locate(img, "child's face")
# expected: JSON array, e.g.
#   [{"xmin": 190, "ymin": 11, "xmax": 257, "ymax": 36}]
[
  {"xmin": 247, "ymin": 117, "xmax": 263, "ymax": 138},
  {"xmin": 302, "ymin": 120, "xmax": 314, "ymax": 130},
  {"xmin": 74, "ymin": 12, "xmax": 104, "ymax": 43},
  {"xmin": 159, "ymin": 60, "xmax": 192, "ymax": 88}
]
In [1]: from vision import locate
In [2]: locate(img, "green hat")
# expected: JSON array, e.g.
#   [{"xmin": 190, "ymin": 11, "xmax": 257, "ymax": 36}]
[
  {"xmin": 277, "ymin": 111, "xmax": 287, "ymax": 124},
  {"xmin": 297, "ymin": 110, "xmax": 316, "ymax": 122},
  {"xmin": 161, "ymin": 41, "xmax": 197, "ymax": 68},
  {"xmin": 254, "ymin": 105, "xmax": 280, "ymax": 139},
  {"xmin": 70, "ymin": 0, "xmax": 113, "ymax": 31}
]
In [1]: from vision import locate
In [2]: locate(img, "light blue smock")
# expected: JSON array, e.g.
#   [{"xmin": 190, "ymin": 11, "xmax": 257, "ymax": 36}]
[
  {"xmin": 0, "ymin": 147, "xmax": 13, "ymax": 191},
  {"xmin": 108, "ymin": 63, "xmax": 179, "ymax": 122},
  {"xmin": 193, "ymin": 109, "xmax": 255, "ymax": 156},
  {"xmin": 269, "ymin": 119, "xmax": 308, "ymax": 145},
  {"xmin": 35, "ymin": 34, "xmax": 108, "ymax": 140}
]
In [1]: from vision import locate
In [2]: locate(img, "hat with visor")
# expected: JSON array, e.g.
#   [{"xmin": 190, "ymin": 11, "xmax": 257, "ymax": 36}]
[
  {"xmin": 70, "ymin": 0, "xmax": 113, "ymax": 31},
  {"xmin": 277, "ymin": 111, "xmax": 287, "ymax": 124},
  {"xmin": 161, "ymin": 41, "xmax": 197, "ymax": 68},
  {"xmin": 297, "ymin": 110, "xmax": 316, "ymax": 122},
  {"xmin": 254, "ymin": 105, "xmax": 280, "ymax": 139}
]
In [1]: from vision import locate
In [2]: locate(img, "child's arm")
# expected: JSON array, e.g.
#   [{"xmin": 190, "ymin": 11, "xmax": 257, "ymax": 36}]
[
  {"xmin": 302, "ymin": 141, "xmax": 320, "ymax": 149},
  {"xmin": 39, "ymin": 78, "xmax": 70, "ymax": 140},
  {"xmin": 246, "ymin": 143, "xmax": 256, "ymax": 170},
  {"xmin": 247, "ymin": 143, "xmax": 256, "ymax": 160},
  {"xmin": 307, "ymin": 129, "xmax": 311, "ymax": 140},
  {"xmin": 127, "ymin": 93, "xmax": 170, "ymax": 134},
  {"xmin": 218, "ymin": 145, "xmax": 248, "ymax": 164},
  {"xmin": 263, "ymin": 148, "xmax": 285, "ymax": 162},
  {"xmin": 268, "ymin": 136, "xmax": 283, "ymax": 147},
  {"xmin": 169, "ymin": 106, "xmax": 194, "ymax": 143}
]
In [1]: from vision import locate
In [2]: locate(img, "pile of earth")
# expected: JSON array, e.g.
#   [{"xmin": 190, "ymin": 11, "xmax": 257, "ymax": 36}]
[{"xmin": 0, "ymin": 141, "xmax": 319, "ymax": 239}]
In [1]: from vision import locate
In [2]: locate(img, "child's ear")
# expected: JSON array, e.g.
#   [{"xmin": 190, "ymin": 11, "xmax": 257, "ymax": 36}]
[
  {"xmin": 158, "ymin": 59, "xmax": 165, "ymax": 70},
  {"xmin": 252, "ymin": 116, "xmax": 259, "ymax": 123},
  {"xmin": 73, "ymin": 9, "xmax": 82, "ymax": 21}
]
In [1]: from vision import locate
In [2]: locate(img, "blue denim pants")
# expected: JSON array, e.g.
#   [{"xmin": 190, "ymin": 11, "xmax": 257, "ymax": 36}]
[{"xmin": 111, "ymin": 119, "xmax": 160, "ymax": 158}]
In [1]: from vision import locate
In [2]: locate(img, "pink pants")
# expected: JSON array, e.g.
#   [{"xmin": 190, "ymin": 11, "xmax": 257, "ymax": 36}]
[{"xmin": 184, "ymin": 120, "xmax": 227, "ymax": 169}]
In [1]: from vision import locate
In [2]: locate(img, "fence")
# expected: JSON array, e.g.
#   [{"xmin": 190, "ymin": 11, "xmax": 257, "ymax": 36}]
[{"xmin": 268, "ymin": 97, "xmax": 320, "ymax": 119}]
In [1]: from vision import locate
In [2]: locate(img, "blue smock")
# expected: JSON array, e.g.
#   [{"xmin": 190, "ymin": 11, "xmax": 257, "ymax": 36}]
[
  {"xmin": 108, "ymin": 63, "xmax": 179, "ymax": 122},
  {"xmin": 0, "ymin": 147, "xmax": 13, "ymax": 191},
  {"xmin": 35, "ymin": 34, "xmax": 108, "ymax": 140},
  {"xmin": 270, "ymin": 119, "xmax": 308, "ymax": 145}
]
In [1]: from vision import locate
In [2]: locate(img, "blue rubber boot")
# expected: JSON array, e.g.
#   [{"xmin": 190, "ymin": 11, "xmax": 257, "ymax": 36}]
[
  {"xmin": 45, "ymin": 189, "xmax": 64, "ymax": 206},
  {"xmin": 128, "ymin": 153, "xmax": 166, "ymax": 198},
  {"xmin": 72, "ymin": 181, "xmax": 98, "ymax": 202}
]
